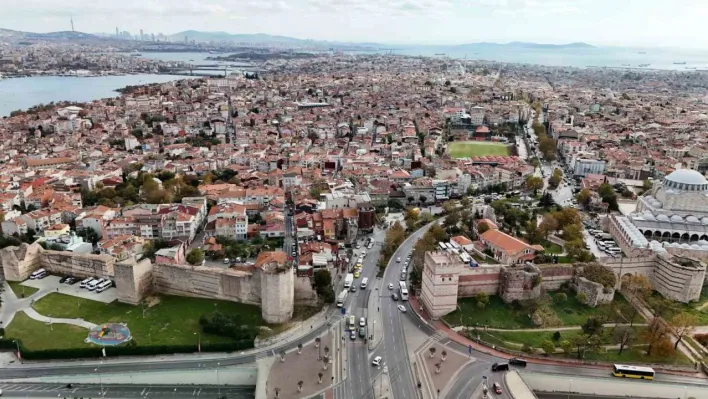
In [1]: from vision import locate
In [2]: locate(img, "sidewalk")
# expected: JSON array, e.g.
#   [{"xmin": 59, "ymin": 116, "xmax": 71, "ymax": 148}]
[
  {"xmin": 373, "ymin": 370, "xmax": 393, "ymax": 399},
  {"xmin": 451, "ymin": 322, "xmax": 649, "ymax": 333}
]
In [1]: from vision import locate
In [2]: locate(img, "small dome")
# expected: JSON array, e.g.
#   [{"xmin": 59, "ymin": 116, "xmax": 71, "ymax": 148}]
[
  {"xmin": 691, "ymin": 244, "xmax": 701, "ymax": 249},
  {"xmin": 702, "ymin": 217, "xmax": 708, "ymax": 225},
  {"xmin": 643, "ymin": 211, "xmax": 656, "ymax": 221},
  {"xmin": 657, "ymin": 214, "xmax": 670, "ymax": 222},
  {"xmin": 686, "ymin": 216, "xmax": 700, "ymax": 223},
  {"xmin": 670, "ymin": 215, "xmax": 684, "ymax": 223},
  {"xmin": 651, "ymin": 200, "xmax": 663, "ymax": 208},
  {"xmin": 698, "ymin": 240, "xmax": 708, "ymax": 246},
  {"xmin": 680, "ymin": 243, "xmax": 691, "ymax": 249}
]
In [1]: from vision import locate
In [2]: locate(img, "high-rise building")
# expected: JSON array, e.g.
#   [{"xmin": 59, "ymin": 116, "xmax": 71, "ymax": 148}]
[
  {"xmin": 140, "ymin": 29, "xmax": 144, "ymax": 41},
  {"xmin": 152, "ymin": 33, "xmax": 155, "ymax": 42},
  {"xmin": 115, "ymin": 27, "xmax": 119, "ymax": 36}
]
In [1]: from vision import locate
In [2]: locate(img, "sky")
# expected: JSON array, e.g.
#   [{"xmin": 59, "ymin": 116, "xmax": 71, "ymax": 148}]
[{"xmin": 3, "ymin": 0, "xmax": 708, "ymax": 49}]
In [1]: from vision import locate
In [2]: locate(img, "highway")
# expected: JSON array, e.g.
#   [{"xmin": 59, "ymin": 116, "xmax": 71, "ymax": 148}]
[{"xmin": 0, "ymin": 382, "xmax": 255, "ymax": 398}]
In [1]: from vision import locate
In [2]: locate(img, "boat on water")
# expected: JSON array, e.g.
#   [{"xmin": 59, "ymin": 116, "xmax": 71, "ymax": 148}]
[
  {"xmin": 673, "ymin": 61, "xmax": 687, "ymax": 65},
  {"xmin": 638, "ymin": 63, "xmax": 650, "ymax": 67},
  {"xmin": 434, "ymin": 53, "xmax": 446, "ymax": 56},
  {"xmin": 130, "ymin": 53, "xmax": 142, "ymax": 57}
]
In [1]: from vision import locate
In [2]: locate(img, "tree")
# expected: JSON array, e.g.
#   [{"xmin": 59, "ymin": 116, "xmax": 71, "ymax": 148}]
[
  {"xmin": 280, "ymin": 350, "xmax": 286, "ymax": 362},
  {"xmin": 581, "ymin": 317, "xmax": 604, "ymax": 338},
  {"xmin": 429, "ymin": 347, "xmax": 436, "ymax": 358},
  {"xmin": 525, "ymin": 175, "xmax": 544, "ymax": 194},
  {"xmin": 613, "ymin": 325, "xmax": 634, "ymax": 356},
  {"xmin": 642, "ymin": 317, "xmax": 668, "ymax": 356},
  {"xmin": 669, "ymin": 312, "xmax": 698, "ymax": 349},
  {"xmin": 561, "ymin": 223, "xmax": 583, "ymax": 242},
  {"xmin": 441, "ymin": 350, "xmax": 448, "ymax": 361},
  {"xmin": 541, "ymin": 339, "xmax": 556, "ymax": 355},
  {"xmin": 186, "ymin": 248, "xmax": 204, "ymax": 265},
  {"xmin": 559, "ymin": 339, "xmax": 572, "ymax": 354},
  {"xmin": 318, "ymin": 372, "xmax": 323, "ymax": 384},
  {"xmin": 549, "ymin": 168, "xmax": 563, "ymax": 189},
  {"xmin": 322, "ymin": 355, "xmax": 329, "ymax": 370},
  {"xmin": 315, "ymin": 337, "xmax": 321, "ymax": 348},
  {"xmin": 297, "ymin": 343, "xmax": 303, "ymax": 354},
  {"xmin": 475, "ymin": 292, "xmax": 490, "ymax": 309},
  {"xmin": 297, "ymin": 380, "xmax": 303, "ymax": 393},
  {"xmin": 554, "ymin": 293, "xmax": 567, "ymax": 304},
  {"xmin": 575, "ymin": 189, "xmax": 593, "ymax": 207},
  {"xmin": 622, "ymin": 274, "xmax": 652, "ymax": 298},
  {"xmin": 552, "ymin": 331, "xmax": 562, "ymax": 341},
  {"xmin": 477, "ymin": 221, "xmax": 490, "ymax": 235},
  {"xmin": 435, "ymin": 362, "xmax": 442, "ymax": 373},
  {"xmin": 404, "ymin": 208, "xmax": 420, "ymax": 228}
]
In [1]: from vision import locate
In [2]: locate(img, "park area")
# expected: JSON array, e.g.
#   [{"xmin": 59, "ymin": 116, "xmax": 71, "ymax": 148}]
[
  {"xmin": 7, "ymin": 293, "xmax": 267, "ymax": 351},
  {"xmin": 448, "ymin": 141, "xmax": 511, "ymax": 158}
]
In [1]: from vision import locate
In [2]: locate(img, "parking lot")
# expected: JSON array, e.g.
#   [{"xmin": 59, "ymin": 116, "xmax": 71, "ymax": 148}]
[{"xmin": 20, "ymin": 275, "xmax": 118, "ymax": 303}]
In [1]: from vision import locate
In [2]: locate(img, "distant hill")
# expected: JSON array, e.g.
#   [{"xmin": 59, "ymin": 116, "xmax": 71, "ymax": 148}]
[
  {"xmin": 0, "ymin": 28, "xmax": 109, "ymax": 43},
  {"xmin": 451, "ymin": 41, "xmax": 595, "ymax": 50}
]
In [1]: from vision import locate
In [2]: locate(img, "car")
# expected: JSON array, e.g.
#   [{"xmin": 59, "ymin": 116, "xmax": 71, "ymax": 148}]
[
  {"xmin": 223, "ymin": 258, "xmax": 230, "ymax": 264},
  {"xmin": 493, "ymin": 382, "xmax": 502, "ymax": 394},
  {"xmin": 388, "ymin": 283, "xmax": 394, "ymax": 290},
  {"xmin": 372, "ymin": 356, "xmax": 382, "ymax": 366},
  {"xmin": 396, "ymin": 257, "xmax": 401, "ymax": 263},
  {"xmin": 359, "ymin": 327, "xmax": 366, "ymax": 337},
  {"xmin": 355, "ymin": 244, "xmax": 361, "ymax": 249},
  {"xmin": 350, "ymin": 285, "xmax": 357, "ymax": 292},
  {"xmin": 509, "ymin": 358, "xmax": 527, "ymax": 366},
  {"xmin": 359, "ymin": 317, "xmax": 366, "ymax": 327},
  {"xmin": 397, "ymin": 304, "xmax": 406, "ymax": 313},
  {"xmin": 66, "ymin": 277, "xmax": 77, "ymax": 285},
  {"xmin": 392, "ymin": 293, "xmax": 399, "ymax": 301},
  {"xmin": 59, "ymin": 276, "xmax": 69, "ymax": 283},
  {"xmin": 350, "ymin": 330, "xmax": 357, "ymax": 340}
]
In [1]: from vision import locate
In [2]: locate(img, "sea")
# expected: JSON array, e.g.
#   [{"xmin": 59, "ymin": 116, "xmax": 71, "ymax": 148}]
[{"xmin": 2, "ymin": 46, "xmax": 708, "ymax": 117}]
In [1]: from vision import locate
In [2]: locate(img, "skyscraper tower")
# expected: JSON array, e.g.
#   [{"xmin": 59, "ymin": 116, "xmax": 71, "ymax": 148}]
[
  {"xmin": 115, "ymin": 27, "xmax": 119, "ymax": 36},
  {"xmin": 140, "ymin": 29, "xmax": 144, "ymax": 41},
  {"xmin": 70, "ymin": 16, "xmax": 75, "ymax": 32}
]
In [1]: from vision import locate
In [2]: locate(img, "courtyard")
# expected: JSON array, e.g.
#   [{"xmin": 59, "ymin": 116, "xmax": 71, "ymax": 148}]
[{"xmin": 448, "ymin": 141, "xmax": 511, "ymax": 158}]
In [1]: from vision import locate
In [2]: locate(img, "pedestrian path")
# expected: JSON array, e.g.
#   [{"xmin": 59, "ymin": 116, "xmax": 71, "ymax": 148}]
[
  {"xmin": 1, "ymin": 282, "xmax": 95, "ymax": 330},
  {"xmin": 451, "ymin": 322, "xmax": 648, "ymax": 333}
]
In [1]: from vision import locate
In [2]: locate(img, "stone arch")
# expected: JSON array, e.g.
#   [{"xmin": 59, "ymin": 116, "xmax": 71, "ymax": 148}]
[
  {"xmin": 701, "ymin": 235, "xmax": 708, "ymax": 241},
  {"xmin": 643, "ymin": 230, "xmax": 652, "ymax": 238},
  {"xmin": 653, "ymin": 230, "xmax": 662, "ymax": 238},
  {"xmin": 672, "ymin": 232, "xmax": 681, "ymax": 242},
  {"xmin": 690, "ymin": 234, "xmax": 700, "ymax": 242},
  {"xmin": 681, "ymin": 233, "xmax": 690, "ymax": 242}
]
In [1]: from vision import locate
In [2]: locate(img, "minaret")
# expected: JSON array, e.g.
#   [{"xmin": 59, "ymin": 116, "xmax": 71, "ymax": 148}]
[{"xmin": 70, "ymin": 16, "xmax": 75, "ymax": 32}]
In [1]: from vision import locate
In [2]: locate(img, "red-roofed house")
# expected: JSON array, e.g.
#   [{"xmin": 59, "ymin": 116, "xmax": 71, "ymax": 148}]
[{"xmin": 479, "ymin": 229, "xmax": 543, "ymax": 264}]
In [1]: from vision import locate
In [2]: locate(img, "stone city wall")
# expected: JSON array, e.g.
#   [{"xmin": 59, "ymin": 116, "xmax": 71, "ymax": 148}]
[
  {"xmin": 664, "ymin": 246, "xmax": 708, "ymax": 264},
  {"xmin": 458, "ymin": 265, "xmax": 502, "ymax": 297},
  {"xmin": 538, "ymin": 264, "xmax": 575, "ymax": 291},
  {"xmin": 652, "ymin": 254, "xmax": 705, "ymax": 303},
  {"xmin": 152, "ymin": 263, "xmax": 260, "ymax": 305},
  {"xmin": 40, "ymin": 250, "xmax": 115, "ymax": 279},
  {"xmin": 499, "ymin": 264, "xmax": 541, "ymax": 303},
  {"xmin": 293, "ymin": 275, "xmax": 319, "ymax": 306},
  {"xmin": 0, "ymin": 243, "xmax": 43, "ymax": 281},
  {"xmin": 573, "ymin": 276, "xmax": 615, "ymax": 307}
]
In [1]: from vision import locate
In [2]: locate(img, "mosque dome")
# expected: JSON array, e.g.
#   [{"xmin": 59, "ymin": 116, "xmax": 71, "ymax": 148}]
[
  {"xmin": 656, "ymin": 214, "xmax": 670, "ymax": 222},
  {"xmin": 663, "ymin": 169, "xmax": 708, "ymax": 191},
  {"xmin": 670, "ymin": 215, "xmax": 684, "ymax": 223},
  {"xmin": 686, "ymin": 216, "xmax": 700, "ymax": 223}
]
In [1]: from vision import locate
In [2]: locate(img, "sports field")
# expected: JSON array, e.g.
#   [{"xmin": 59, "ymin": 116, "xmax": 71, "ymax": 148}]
[{"xmin": 448, "ymin": 141, "xmax": 511, "ymax": 158}]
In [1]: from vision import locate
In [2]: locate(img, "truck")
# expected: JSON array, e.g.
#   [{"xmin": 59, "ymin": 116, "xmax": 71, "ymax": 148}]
[
  {"xmin": 344, "ymin": 273, "xmax": 354, "ymax": 289},
  {"xmin": 336, "ymin": 290, "xmax": 348, "ymax": 307}
]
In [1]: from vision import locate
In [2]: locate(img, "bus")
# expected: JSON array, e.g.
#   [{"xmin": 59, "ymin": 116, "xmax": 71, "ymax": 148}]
[
  {"xmin": 360, "ymin": 277, "xmax": 369, "ymax": 289},
  {"xmin": 348, "ymin": 315, "xmax": 356, "ymax": 329},
  {"xmin": 399, "ymin": 281, "xmax": 409, "ymax": 301},
  {"xmin": 612, "ymin": 364, "xmax": 655, "ymax": 380}
]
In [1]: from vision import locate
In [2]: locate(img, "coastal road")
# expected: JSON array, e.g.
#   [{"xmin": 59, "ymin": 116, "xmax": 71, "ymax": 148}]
[{"xmin": 0, "ymin": 382, "xmax": 255, "ymax": 398}]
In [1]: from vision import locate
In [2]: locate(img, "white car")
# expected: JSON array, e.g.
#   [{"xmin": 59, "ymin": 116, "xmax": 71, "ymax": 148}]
[
  {"xmin": 388, "ymin": 283, "xmax": 394, "ymax": 290},
  {"xmin": 372, "ymin": 356, "xmax": 382, "ymax": 366},
  {"xmin": 397, "ymin": 305, "xmax": 407, "ymax": 313}
]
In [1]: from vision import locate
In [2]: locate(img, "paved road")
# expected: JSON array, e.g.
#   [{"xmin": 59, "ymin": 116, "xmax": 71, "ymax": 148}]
[
  {"xmin": 537, "ymin": 394, "xmax": 625, "ymax": 399},
  {"xmin": 334, "ymin": 228, "xmax": 385, "ymax": 399},
  {"xmin": 0, "ymin": 382, "xmax": 255, "ymax": 398}
]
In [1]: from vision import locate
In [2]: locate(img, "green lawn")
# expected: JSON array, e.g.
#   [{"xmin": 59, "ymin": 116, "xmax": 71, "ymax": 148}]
[
  {"xmin": 548, "ymin": 292, "xmax": 637, "ymax": 326},
  {"xmin": 448, "ymin": 141, "xmax": 511, "ymax": 158},
  {"xmin": 31, "ymin": 293, "xmax": 265, "ymax": 347},
  {"xmin": 646, "ymin": 291, "xmax": 708, "ymax": 325},
  {"xmin": 7, "ymin": 281, "xmax": 39, "ymax": 298},
  {"xmin": 443, "ymin": 295, "xmax": 536, "ymax": 329},
  {"xmin": 542, "ymin": 242, "xmax": 564, "ymax": 254},
  {"xmin": 5, "ymin": 312, "xmax": 91, "ymax": 351}
]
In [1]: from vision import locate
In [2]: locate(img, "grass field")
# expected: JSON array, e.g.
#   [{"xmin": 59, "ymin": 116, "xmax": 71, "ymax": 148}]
[
  {"xmin": 31, "ymin": 293, "xmax": 265, "ymax": 347},
  {"xmin": 5, "ymin": 312, "xmax": 90, "ymax": 351},
  {"xmin": 6, "ymin": 281, "xmax": 39, "ymax": 298},
  {"xmin": 448, "ymin": 141, "xmax": 511, "ymax": 158},
  {"xmin": 444, "ymin": 292, "xmax": 637, "ymax": 329}
]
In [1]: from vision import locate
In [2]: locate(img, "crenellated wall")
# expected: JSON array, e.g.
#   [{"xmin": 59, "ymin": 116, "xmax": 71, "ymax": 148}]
[
  {"xmin": 260, "ymin": 264, "xmax": 294, "ymax": 324},
  {"xmin": 0, "ymin": 243, "xmax": 43, "ymax": 281},
  {"xmin": 458, "ymin": 265, "xmax": 502, "ymax": 296},
  {"xmin": 152, "ymin": 263, "xmax": 259, "ymax": 305},
  {"xmin": 499, "ymin": 264, "xmax": 541, "ymax": 303},
  {"xmin": 40, "ymin": 251, "xmax": 115, "ymax": 280},
  {"xmin": 573, "ymin": 276, "xmax": 615, "ymax": 307},
  {"xmin": 538, "ymin": 264, "xmax": 575, "ymax": 291}
]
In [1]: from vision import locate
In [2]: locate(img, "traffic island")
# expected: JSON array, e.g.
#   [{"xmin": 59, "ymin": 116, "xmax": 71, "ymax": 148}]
[
  {"xmin": 415, "ymin": 337, "xmax": 474, "ymax": 398},
  {"xmin": 373, "ymin": 370, "xmax": 392, "ymax": 399}
]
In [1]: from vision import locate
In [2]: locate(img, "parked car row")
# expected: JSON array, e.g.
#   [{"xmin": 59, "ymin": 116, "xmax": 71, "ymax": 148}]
[
  {"xmin": 588, "ymin": 229, "xmax": 622, "ymax": 256},
  {"xmin": 79, "ymin": 277, "xmax": 113, "ymax": 293}
]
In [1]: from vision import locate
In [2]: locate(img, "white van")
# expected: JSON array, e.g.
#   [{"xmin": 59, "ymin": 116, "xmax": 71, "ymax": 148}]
[
  {"xmin": 95, "ymin": 280, "xmax": 112, "ymax": 293},
  {"xmin": 30, "ymin": 269, "xmax": 47, "ymax": 279},
  {"xmin": 360, "ymin": 278, "xmax": 369, "ymax": 289},
  {"xmin": 87, "ymin": 278, "xmax": 104, "ymax": 291},
  {"xmin": 79, "ymin": 277, "xmax": 94, "ymax": 288}
]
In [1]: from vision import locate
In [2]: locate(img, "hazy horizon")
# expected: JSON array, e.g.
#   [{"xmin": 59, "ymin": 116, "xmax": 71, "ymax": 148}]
[{"xmin": 3, "ymin": 0, "xmax": 708, "ymax": 50}]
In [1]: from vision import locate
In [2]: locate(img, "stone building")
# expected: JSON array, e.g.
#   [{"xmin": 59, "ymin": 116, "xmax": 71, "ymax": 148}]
[{"xmin": 0, "ymin": 244, "xmax": 308, "ymax": 324}]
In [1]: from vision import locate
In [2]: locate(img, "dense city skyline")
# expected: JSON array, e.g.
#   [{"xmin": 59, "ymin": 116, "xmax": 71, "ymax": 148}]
[{"xmin": 3, "ymin": 0, "xmax": 708, "ymax": 49}]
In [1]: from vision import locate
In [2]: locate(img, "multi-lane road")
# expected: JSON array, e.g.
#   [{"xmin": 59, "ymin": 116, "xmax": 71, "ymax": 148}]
[{"xmin": 0, "ymin": 382, "xmax": 255, "ymax": 398}]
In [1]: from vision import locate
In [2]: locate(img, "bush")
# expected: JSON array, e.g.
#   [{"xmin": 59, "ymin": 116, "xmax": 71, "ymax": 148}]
[
  {"xmin": 552, "ymin": 331, "xmax": 561, "ymax": 341},
  {"xmin": 200, "ymin": 312, "xmax": 260, "ymax": 340}
]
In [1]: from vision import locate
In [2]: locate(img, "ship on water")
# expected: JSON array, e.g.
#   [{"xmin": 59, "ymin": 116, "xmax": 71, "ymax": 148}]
[
  {"xmin": 638, "ymin": 63, "xmax": 650, "ymax": 67},
  {"xmin": 673, "ymin": 61, "xmax": 687, "ymax": 65}
]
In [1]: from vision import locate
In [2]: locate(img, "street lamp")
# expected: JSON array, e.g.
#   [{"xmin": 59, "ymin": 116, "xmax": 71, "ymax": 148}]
[{"xmin": 194, "ymin": 332, "xmax": 201, "ymax": 353}]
